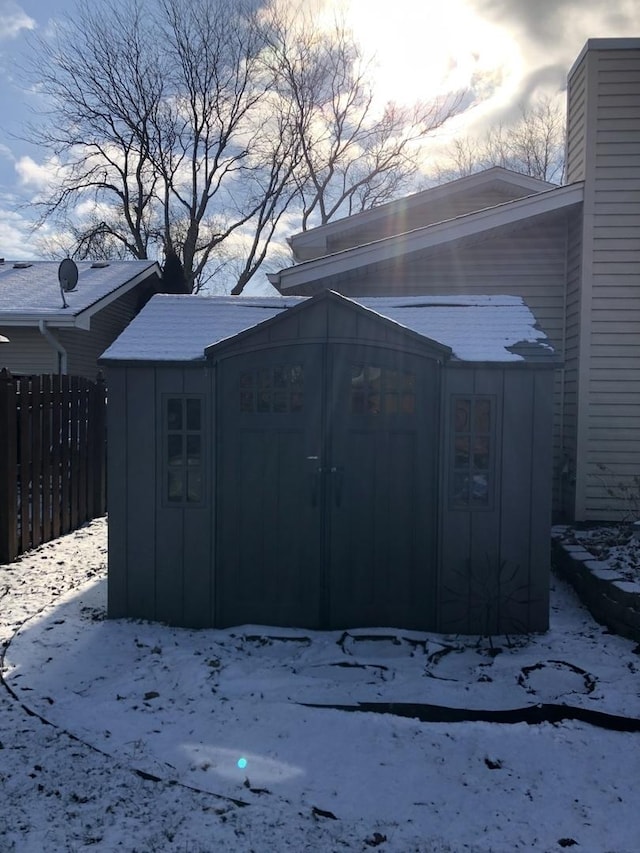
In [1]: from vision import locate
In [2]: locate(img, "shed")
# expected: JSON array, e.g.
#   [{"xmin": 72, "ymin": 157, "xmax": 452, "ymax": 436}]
[{"xmin": 101, "ymin": 290, "xmax": 557, "ymax": 635}]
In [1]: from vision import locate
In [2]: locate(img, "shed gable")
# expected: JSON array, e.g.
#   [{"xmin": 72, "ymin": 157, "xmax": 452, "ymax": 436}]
[{"xmin": 205, "ymin": 290, "xmax": 452, "ymax": 362}]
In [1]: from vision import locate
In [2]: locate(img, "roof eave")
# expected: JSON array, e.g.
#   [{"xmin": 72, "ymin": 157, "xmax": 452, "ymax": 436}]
[
  {"xmin": 73, "ymin": 262, "xmax": 161, "ymax": 325},
  {"xmin": 287, "ymin": 167, "xmax": 559, "ymax": 253},
  {"xmin": 273, "ymin": 183, "xmax": 585, "ymax": 291}
]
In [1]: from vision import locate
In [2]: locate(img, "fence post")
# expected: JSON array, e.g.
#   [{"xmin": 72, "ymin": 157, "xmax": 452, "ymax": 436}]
[{"xmin": 0, "ymin": 368, "xmax": 18, "ymax": 562}]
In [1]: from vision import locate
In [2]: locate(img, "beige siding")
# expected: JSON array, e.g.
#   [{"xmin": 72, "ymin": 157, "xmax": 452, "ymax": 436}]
[
  {"xmin": 0, "ymin": 327, "xmax": 58, "ymax": 375},
  {"xmin": 566, "ymin": 58, "xmax": 587, "ymax": 183},
  {"xmin": 569, "ymin": 42, "xmax": 640, "ymax": 519},
  {"xmin": 560, "ymin": 212, "xmax": 583, "ymax": 518},
  {"xmin": 324, "ymin": 184, "xmax": 541, "ymax": 255}
]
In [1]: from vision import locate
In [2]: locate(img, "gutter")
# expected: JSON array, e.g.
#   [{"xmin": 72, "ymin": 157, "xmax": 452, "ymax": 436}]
[{"xmin": 38, "ymin": 320, "xmax": 68, "ymax": 375}]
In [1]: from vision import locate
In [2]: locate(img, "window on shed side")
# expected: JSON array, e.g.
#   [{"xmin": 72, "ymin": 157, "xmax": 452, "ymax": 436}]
[
  {"xmin": 165, "ymin": 396, "xmax": 204, "ymax": 504},
  {"xmin": 451, "ymin": 396, "xmax": 493, "ymax": 508}
]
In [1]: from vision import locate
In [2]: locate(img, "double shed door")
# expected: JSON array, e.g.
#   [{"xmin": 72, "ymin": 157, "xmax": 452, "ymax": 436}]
[{"xmin": 217, "ymin": 341, "xmax": 438, "ymax": 630}]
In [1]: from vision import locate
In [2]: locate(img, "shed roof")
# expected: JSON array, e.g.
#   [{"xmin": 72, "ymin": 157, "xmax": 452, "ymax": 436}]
[
  {"xmin": 101, "ymin": 292, "xmax": 555, "ymax": 365},
  {"xmin": 0, "ymin": 259, "xmax": 161, "ymax": 328}
]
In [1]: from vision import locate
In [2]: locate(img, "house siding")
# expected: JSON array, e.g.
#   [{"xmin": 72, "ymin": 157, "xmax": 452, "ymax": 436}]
[
  {"xmin": 561, "ymin": 212, "xmax": 583, "ymax": 518},
  {"xmin": 0, "ymin": 327, "xmax": 59, "ymax": 375},
  {"xmin": 59, "ymin": 288, "xmax": 147, "ymax": 379},
  {"xmin": 323, "ymin": 184, "xmax": 544, "ymax": 256},
  {"xmin": 568, "ymin": 42, "xmax": 640, "ymax": 519}
]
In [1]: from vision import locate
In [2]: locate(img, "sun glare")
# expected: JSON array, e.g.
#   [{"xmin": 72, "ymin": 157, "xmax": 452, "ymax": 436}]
[{"xmin": 336, "ymin": 0, "xmax": 523, "ymax": 108}]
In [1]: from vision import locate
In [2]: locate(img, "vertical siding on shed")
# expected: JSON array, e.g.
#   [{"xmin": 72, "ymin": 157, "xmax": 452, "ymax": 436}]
[
  {"xmin": 107, "ymin": 363, "xmax": 212, "ymax": 625},
  {"xmin": 123, "ymin": 367, "xmax": 157, "ymax": 620},
  {"xmin": 154, "ymin": 367, "xmax": 186, "ymax": 624},
  {"xmin": 106, "ymin": 368, "xmax": 129, "ymax": 618},
  {"xmin": 568, "ymin": 42, "xmax": 640, "ymax": 519},
  {"xmin": 182, "ymin": 367, "xmax": 212, "ymax": 628},
  {"xmin": 439, "ymin": 366, "xmax": 552, "ymax": 634},
  {"xmin": 153, "ymin": 366, "xmax": 212, "ymax": 627}
]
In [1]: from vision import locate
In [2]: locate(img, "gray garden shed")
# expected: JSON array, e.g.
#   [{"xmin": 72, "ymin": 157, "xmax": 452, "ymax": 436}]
[{"xmin": 100, "ymin": 290, "xmax": 557, "ymax": 635}]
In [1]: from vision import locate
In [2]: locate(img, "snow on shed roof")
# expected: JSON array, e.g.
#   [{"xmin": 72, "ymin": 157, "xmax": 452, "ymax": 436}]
[
  {"xmin": 100, "ymin": 292, "xmax": 554, "ymax": 364},
  {"xmin": 0, "ymin": 260, "xmax": 160, "ymax": 326}
]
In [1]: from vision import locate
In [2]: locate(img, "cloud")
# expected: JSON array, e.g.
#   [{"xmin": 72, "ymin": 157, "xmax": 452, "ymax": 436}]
[
  {"xmin": 0, "ymin": 1, "xmax": 36, "ymax": 41},
  {"xmin": 471, "ymin": 0, "xmax": 640, "ymax": 50},
  {"xmin": 0, "ymin": 207, "xmax": 40, "ymax": 258},
  {"xmin": 14, "ymin": 154, "xmax": 60, "ymax": 190}
]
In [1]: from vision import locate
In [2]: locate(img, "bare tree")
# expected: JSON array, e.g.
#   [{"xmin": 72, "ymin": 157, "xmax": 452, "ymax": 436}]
[
  {"xmin": 26, "ymin": 0, "xmax": 462, "ymax": 291},
  {"xmin": 27, "ymin": 0, "xmax": 301, "ymax": 292},
  {"xmin": 264, "ymin": 5, "xmax": 462, "ymax": 231},
  {"xmin": 433, "ymin": 95, "xmax": 566, "ymax": 185}
]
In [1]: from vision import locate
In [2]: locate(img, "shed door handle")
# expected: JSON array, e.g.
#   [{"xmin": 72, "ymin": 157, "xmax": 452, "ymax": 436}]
[{"xmin": 307, "ymin": 456, "xmax": 321, "ymax": 507}]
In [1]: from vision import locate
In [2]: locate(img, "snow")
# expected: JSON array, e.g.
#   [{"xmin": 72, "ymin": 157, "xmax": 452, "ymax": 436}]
[
  {"xmin": 356, "ymin": 295, "xmax": 553, "ymax": 363},
  {"xmin": 558, "ymin": 524, "xmax": 640, "ymax": 585},
  {"xmin": 100, "ymin": 295, "xmax": 302, "ymax": 362},
  {"xmin": 101, "ymin": 293, "xmax": 553, "ymax": 365},
  {"xmin": 1, "ymin": 520, "xmax": 640, "ymax": 851}
]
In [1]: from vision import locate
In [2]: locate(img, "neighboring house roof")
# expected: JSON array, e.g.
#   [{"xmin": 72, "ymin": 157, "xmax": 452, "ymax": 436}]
[
  {"xmin": 0, "ymin": 260, "xmax": 161, "ymax": 329},
  {"xmin": 288, "ymin": 166, "xmax": 558, "ymax": 260},
  {"xmin": 269, "ymin": 182, "xmax": 584, "ymax": 292},
  {"xmin": 101, "ymin": 292, "xmax": 555, "ymax": 365}
]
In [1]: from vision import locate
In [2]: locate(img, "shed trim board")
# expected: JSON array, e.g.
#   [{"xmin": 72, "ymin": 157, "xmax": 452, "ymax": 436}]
[{"xmin": 104, "ymin": 289, "xmax": 555, "ymax": 633}]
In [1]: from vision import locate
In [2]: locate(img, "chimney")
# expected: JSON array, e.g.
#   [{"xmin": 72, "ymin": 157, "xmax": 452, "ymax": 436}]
[{"xmin": 565, "ymin": 39, "xmax": 640, "ymax": 520}]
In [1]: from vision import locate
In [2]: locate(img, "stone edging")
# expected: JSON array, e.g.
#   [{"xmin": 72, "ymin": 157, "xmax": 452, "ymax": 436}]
[{"xmin": 551, "ymin": 533, "xmax": 640, "ymax": 644}]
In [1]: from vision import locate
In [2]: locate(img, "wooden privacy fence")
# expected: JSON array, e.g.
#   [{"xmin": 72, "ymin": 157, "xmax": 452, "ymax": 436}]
[{"xmin": 0, "ymin": 370, "xmax": 107, "ymax": 563}]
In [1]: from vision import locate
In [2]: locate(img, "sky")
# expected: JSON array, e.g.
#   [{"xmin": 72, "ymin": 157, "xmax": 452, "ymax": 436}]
[
  {"xmin": 2, "ymin": 515, "xmax": 640, "ymax": 851},
  {"xmin": 0, "ymin": 0, "xmax": 639, "ymax": 268}
]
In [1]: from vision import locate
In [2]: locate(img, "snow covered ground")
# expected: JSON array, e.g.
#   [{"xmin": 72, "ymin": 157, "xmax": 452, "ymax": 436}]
[{"xmin": 1, "ymin": 517, "xmax": 640, "ymax": 852}]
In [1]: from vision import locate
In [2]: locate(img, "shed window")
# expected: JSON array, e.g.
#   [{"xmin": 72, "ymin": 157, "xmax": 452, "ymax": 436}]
[
  {"xmin": 451, "ymin": 396, "xmax": 493, "ymax": 508},
  {"xmin": 239, "ymin": 365, "xmax": 304, "ymax": 414},
  {"xmin": 165, "ymin": 396, "xmax": 204, "ymax": 504},
  {"xmin": 351, "ymin": 365, "xmax": 416, "ymax": 415}
]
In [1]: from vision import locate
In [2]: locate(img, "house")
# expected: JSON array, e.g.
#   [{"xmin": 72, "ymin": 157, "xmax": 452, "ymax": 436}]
[
  {"xmin": 100, "ymin": 290, "xmax": 556, "ymax": 634},
  {"xmin": 0, "ymin": 259, "xmax": 161, "ymax": 378},
  {"xmin": 269, "ymin": 38, "xmax": 640, "ymax": 524}
]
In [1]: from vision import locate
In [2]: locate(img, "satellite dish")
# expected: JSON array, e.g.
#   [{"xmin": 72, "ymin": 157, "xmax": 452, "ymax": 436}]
[
  {"xmin": 58, "ymin": 258, "xmax": 79, "ymax": 309},
  {"xmin": 58, "ymin": 258, "xmax": 79, "ymax": 293}
]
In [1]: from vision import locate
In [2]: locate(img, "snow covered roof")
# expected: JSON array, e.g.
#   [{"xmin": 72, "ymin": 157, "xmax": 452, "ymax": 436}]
[
  {"xmin": 101, "ymin": 292, "xmax": 555, "ymax": 365},
  {"xmin": 356, "ymin": 295, "xmax": 555, "ymax": 363},
  {"xmin": 0, "ymin": 260, "xmax": 161, "ymax": 328}
]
